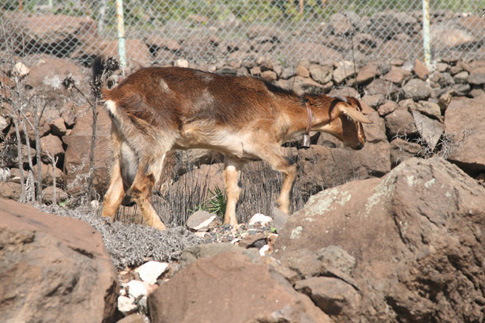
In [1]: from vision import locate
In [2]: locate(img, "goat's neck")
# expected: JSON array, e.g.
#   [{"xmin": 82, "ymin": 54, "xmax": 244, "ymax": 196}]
[{"xmin": 280, "ymin": 97, "xmax": 332, "ymax": 142}]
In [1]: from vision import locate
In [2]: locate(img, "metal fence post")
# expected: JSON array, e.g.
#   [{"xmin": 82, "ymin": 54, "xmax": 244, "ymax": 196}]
[
  {"xmin": 422, "ymin": 0, "xmax": 432, "ymax": 68},
  {"xmin": 116, "ymin": 0, "xmax": 126, "ymax": 74}
]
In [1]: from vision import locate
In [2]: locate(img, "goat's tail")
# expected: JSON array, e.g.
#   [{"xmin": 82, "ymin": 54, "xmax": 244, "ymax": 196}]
[{"xmin": 91, "ymin": 56, "xmax": 120, "ymax": 100}]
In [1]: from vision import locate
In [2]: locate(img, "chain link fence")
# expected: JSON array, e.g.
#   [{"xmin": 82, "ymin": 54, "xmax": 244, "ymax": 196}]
[{"xmin": 1, "ymin": 0, "xmax": 484, "ymax": 67}]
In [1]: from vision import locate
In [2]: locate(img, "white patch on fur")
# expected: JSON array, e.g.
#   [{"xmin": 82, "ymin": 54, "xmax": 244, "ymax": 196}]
[
  {"xmin": 159, "ymin": 79, "xmax": 171, "ymax": 93},
  {"xmin": 105, "ymin": 100, "xmax": 117, "ymax": 115},
  {"xmin": 200, "ymin": 88, "xmax": 214, "ymax": 105}
]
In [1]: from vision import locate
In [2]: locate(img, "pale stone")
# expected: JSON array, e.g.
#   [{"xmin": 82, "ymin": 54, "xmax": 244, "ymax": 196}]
[
  {"xmin": 259, "ymin": 244, "xmax": 270, "ymax": 256},
  {"xmin": 13, "ymin": 62, "xmax": 30, "ymax": 77},
  {"xmin": 126, "ymin": 280, "xmax": 148, "ymax": 299},
  {"xmin": 249, "ymin": 213, "xmax": 273, "ymax": 226},
  {"xmin": 174, "ymin": 58, "xmax": 189, "ymax": 68},
  {"xmin": 118, "ymin": 295, "xmax": 137, "ymax": 314},
  {"xmin": 135, "ymin": 261, "xmax": 169, "ymax": 285}
]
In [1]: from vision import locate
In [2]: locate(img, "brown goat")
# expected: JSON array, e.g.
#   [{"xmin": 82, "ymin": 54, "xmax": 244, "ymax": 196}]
[{"xmin": 95, "ymin": 62, "xmax": 372, "ymax": 230}]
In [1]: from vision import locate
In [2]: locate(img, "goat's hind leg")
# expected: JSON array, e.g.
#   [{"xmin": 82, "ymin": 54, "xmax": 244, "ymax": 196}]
[
  {"xmin": 130, "ymin": 153, "xmax": 167, "ymax": 230},
  {"xmin": 101, "ymin": 129, "xmax": 126, "ymax": 222}
]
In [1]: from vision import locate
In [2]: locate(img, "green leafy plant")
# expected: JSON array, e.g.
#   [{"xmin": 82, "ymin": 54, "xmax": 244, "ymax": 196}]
[{"xmin": 191, "ymin": 186, "xmax": 227, "ymax": 218}]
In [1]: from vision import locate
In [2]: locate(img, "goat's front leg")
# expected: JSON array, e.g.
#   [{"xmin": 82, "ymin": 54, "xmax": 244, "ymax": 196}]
[
  {"xmin": 223, "ymin": 157, "xmax": 244, "ymax": 227},
  {"xmin": 255, "ymin": 145, "xmax": 296, "ymax": 214}
]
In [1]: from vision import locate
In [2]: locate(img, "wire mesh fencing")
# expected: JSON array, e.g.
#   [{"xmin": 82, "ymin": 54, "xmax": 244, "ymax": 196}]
[{"xmin": 1, "ymin": 0, "xmax": 484, "ymax": 67}]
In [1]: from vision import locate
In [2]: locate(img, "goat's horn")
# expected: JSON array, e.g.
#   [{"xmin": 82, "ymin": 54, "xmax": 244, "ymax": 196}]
[
  {"xmin": 331, "ymin": 95, "xmax": 348, "ymax": 103},
  {"xmin": 339, "ymin": 105, "xmax": 373, "ymax": 124}
]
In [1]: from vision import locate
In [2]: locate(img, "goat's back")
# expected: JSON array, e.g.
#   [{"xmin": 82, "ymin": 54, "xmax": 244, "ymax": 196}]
[{"xmin": 103, "ymin": 67, "xmax": 297, "ymax": 129}]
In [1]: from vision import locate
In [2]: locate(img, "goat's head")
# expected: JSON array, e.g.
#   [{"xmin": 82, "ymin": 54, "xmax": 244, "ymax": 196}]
[{"xmin": 308, "ymin": 95, "xmax": 372, "ymax": 150}]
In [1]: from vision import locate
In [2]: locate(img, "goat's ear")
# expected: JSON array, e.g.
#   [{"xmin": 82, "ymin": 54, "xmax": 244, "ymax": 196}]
[{"xmin": 338, "ymin": 104, "xmax": 373, "ymax": 124}]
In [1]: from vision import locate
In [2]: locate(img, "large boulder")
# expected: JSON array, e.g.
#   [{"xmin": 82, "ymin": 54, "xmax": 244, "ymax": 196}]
[
  {"xmin": 0, "ymin": 198, "xmax": 119, "ymax": 322},
  {"xmin": 25, "ymin": 55, "xmax": 89, "ymax": 95},
  {"xmin": 3, "ymin": 13, "xmax": 97, "ymax": 57},
  {"xmin": 445, "ymin": 94, "xmax": 485, "ymax": 174},
  {"xmin": 274, "ymin": 157, "xmax": 485, "ymax": 322},
  {"xmin": 148, "ymin": 248, "xmax": 331, "ymax": 323}
]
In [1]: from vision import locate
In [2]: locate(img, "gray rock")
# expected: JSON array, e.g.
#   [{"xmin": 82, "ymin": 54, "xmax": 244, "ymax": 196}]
[
  {"xmin": 366, "ymin": 78, "xmax": 400, "ymax": 99},
  {"xmin": 468, "ymin": 66, "xmax": 485, "ymax": 85},
  {"xmin": 333, "ymin": 61, "xmax": 356, "ymax": 84},
  {"xmin": 186, "ymin": 210, "xmax": 219, "ymax": 231},
  {"xmin": 180, "ymin": 243, "xmax": 261, "ymax": 269},
  {"xmin": 272, "ymin": 207, "xmax": 289, "ymax": 232},
  {"xmin": 316, "ymin": 245, "xmax": 356, "ymax": 276},
  {"xmin": 279, "ymin": 248, "xmax": 322, "ymax": 279},
  {"xmin": 385, "ymin": 107, "xmax": 418, "ymax": 138},
  {"xmin": 390, "ymin": 138, "xmax": 423, "ymax": 166},
  {"xmin": 411, "ymin": 110, "xmax": 444, "ymax": 151},
  {"xmin": 295, "ymin": 276, "xmax": 361, "ymax": 319},
  {"xmin": 309, "ymin": 64, "xmax": 333, "ymax": 84},
  {"xmin": 403, "ymin": 78, "xmax": 432, "ymax": 101}
]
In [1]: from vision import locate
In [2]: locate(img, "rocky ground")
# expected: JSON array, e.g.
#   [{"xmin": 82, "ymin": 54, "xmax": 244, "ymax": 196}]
[{"xmin": 2, "ymin": 156, "xmax": 484, "ymax": 322}]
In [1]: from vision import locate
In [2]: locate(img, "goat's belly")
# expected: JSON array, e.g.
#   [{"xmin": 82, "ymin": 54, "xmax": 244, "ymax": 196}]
[{"xmin": 174, "ymin": 131, "xmax": 257, "ymax": 160}]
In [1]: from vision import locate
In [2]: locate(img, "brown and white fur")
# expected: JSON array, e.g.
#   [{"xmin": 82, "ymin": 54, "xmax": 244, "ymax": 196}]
[{"xmin": 95, "ymin": 61, "xmax": 372, "ymax": 230}]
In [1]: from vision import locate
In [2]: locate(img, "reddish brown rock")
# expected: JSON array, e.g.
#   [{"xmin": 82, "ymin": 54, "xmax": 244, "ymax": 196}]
[
  {"xmin": 309, "ymin": 64, "xmax": 333, "ymax": 84},
  {"xmin": 356, "ymin": 64, "xmax": 379, "ymax": 84},
  {"xmin": 468, "ymin": 66, "xmax": 485, "ymax": 85},
  {"xmin": 40, "ymin": 133, "xmax": 64, "ymax": 163},
  {"xmin": 291, "ymin": 76, "xmax": 326, "ymax": 96},
  {"xmin": 384, "ymin": 107, "xmax": 418, "ymax": 138},
  {"xmin": 64, "ymin": 105, "xmax": 112, "ymax": 196},
  {"xmin": 377, "ymin": 100, "xmax": 397, "ymax": 116},
  {"xmin": 365, "ymin": 78, "xmax": 400, "ymax": 98},
  {"xmin": 390, "ymin": 138, "xmax": 423, "ymax": 166},
  {"xmin": 32, "ymin": 161, "xmax": 64, "ymax": 187},
  {"xmin": 296, "ymin": 61, "xmax": 310, "ymax": 78},
  {"xmin": 328, "ymin": 86, "xmax": 359, "ymax": 98},
  {"xmin": 0, "ymin": 198, "xmax": 119, "ymax": 322},
  {"xmin": 26, "ymin": 55, "xmax": 88, "ymax": 95},
  {"xmin": 42, "ymin": 185, "xmax": 69, "ymax": 204},
  {"xmin": 295, "ymin": 276, "xmax": 361, "ymax": 321},
  {"xmin": 274, "ymin": 157, "xmax": 485, "ymax": 322},
  {"xmin": 0, "ymin": 182, "xmax": 23, "ymax": 200},
  {"xmin": 294, "ymin": 137, "xmax": 390, "ymax": 202},
  {"xmin": 413, "ymin": 58, "xmax": 429, "ymax": 80},
  {"xmin": 49, "ymin": 117, "xmax": 67, "ymax": 136},
  {"xmin": 383, "ymin": 66, "xmax": 412, "ymax": 84},
  {"xmin": 333, "ymin": 61, "xmax": 356, "ymax": 84},
  {"xmin": 148, "ymin": 251, "xmax": 331, "ymax": 323},
  {"xmin": 445, "ymin": 95, "xmax": 485, "ymax": 174}
]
